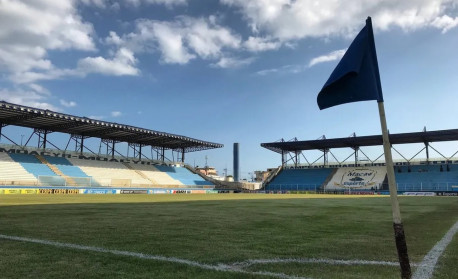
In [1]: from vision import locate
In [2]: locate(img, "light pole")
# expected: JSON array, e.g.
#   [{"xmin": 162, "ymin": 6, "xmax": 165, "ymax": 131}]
[{"xmin": 21, "ymin": 135, "xmax": 24, "ymax": 146}]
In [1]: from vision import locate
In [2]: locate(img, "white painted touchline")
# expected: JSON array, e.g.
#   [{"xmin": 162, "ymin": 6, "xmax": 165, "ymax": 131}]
[
  {"xmin": 412, "ymin": 220, "xmax": 458, "ymax": 279},
  {"xmin": 231, "ymin": 258, "xmax": 408, "ymax": 267},
  {"xmin": 0, "ymin": 234, "xmax": 310, "ymax": 279}
]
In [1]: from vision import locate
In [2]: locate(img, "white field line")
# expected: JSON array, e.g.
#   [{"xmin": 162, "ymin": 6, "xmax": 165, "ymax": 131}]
[
  {"xmin": 231, "ymin": 258, "xmax": 408, "ymax": 268},
  {"xmin": 0, "ymin": 234, "xmax": 310, "ymax": 279},
  {"xmin": 412, "ymin": 220, "xmax": 458, "ymax": 279}
]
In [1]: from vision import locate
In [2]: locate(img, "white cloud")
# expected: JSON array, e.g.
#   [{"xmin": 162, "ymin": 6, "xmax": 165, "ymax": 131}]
[
  {"xmin": 256, "ymin": 48, "xmax": 346, "ymax": 76},
  {"xmin": 116, "ymin": 16, "xmax": 241, "ymax": 65},
  {"xmin": 27, "ymin": 84, "xmax": 50, "ymax": 95},
  {"xmin": 221, "ymin": 0, "xmax": 458, "ymax": 40},
  {"xmin": 0, "ymin": 88, "xmax": 59, "ymax": 111},
  {"xmin": 256, "ymin": 64, "xmax": 305, "ymax": 76},
  {"xmin": 77, "ymin": 48, "xmax": 140, "ymax": 76},
  {"xmin": 111, "ymin": 111, "xmax": 122, "ymax": 117},
  {"xmin": 0, "ymin": 0, "xmax": 95, "ymax": 83},
  {"xmin": 431, "ymin": 15, "xmax": 458, "ymax": 33},
  {"xmin": 88, "ymin": 115, "xmax": 105, "ymax": 120},
  {"xmin": 60, "ymin": 99, "xmax": 77, "ymax": 107},
  {"xmin": 9, "ymin": 68, "xmax": 77, "ymax": 84},
  {"xmin": 124, "ymin": 0, "xmax": 187, "ymax": 7},
  {"xmin": 104, "ymin": 31, "xmax": 124, "ymax": 46},
  {"xmin": 308, "ymin": 49, "xmax": 347, "ymax": 67},
  {"xmin": 211, "ymin": 56, "xmax": 254, "ymax": 68},
  {"xmin": 80, "ymin": 0, "xmax": 108, "ymax": 8},
  {"xmin": 146, "ymin": 20, "xmax": 196, "ymax": 64},
  {"xmin": 243, "ymin": 36, "xmax": 281, "ymax": 52}
]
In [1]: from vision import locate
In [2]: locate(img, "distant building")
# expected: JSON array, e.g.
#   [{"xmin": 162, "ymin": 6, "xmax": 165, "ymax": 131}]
[
  {"xmin": 254, "ymin": 168, "xmax": 276, "ymax": 182},
  {"xmin": 196, "ymin": 166, "xmax": 218, "ymax": 176}
]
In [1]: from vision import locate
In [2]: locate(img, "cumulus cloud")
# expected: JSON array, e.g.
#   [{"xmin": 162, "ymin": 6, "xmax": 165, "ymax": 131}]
[
  {"xmin": 111, "ymin": 16, "xmax": 242, "ymax": 65},
  {"xmin": 0, "ymin": 88, "xmax": 59, "ymax": 111},
  {"xmin": 256, "ymin": 64, "xmax": 305, "ymax": 76},
  {"xmin": 104, "ymin": 31, "xmax": 124, "ymax": 46},
  {"xmin": 211, "ymin": 56, "xmax": 254, "ymax": 68},
  {"xmin": 308, "ymin": 49, "xmax": 347, "ymax": 67},
  {"xmin": 77, "ymin": 48, "xmax": 140, "ymax": 76},
  {"xmin": 111, "ymin": 111, "xmax": 122, "ymax": 117},
  {"xmin": 221, "ymin": 0, "xmax": 458, "ymax": 40},
  {"xmin": 80, "ymin": 0, "xmax": 187, "ymax": 8},
  {"xmin": 243, "ymin": 36, "xmax": 281, "ymax": 52},
  {"xmin": 60, "ymin": 100, "xmax": 77, "ymax": 107},
  {"xmin": 0, "ymin": 0, "xmax": 96, "ymax": 84},
  {"xmin": 431, "ymin": 15, "xmax": 458, "ymax": 33},
  {"xmin": 88, "ymin": 115, "xmax": 105, "ymax": 120},
  {"xmin": 80, "ymin": 0, "xmax": 108, "ymax": 8},
  {"xmin": 124, "ymin": 0, "xmax": 187, "ymax": 7}
]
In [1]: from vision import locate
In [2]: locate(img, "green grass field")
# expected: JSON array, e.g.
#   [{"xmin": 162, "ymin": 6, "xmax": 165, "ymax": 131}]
[{"xmin": 0, "ymin": 194, "xmax": 457, "ymax": 279}]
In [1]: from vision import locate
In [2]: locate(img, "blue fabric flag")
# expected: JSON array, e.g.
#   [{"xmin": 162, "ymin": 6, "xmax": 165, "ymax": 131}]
[{"xmin": 317, "ymin": 17, "xmax": 383, "ymax": 110}]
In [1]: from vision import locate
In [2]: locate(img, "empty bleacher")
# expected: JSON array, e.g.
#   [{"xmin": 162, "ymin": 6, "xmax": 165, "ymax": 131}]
[
  {"xmin": 44, "ymin": 156, "xmax": 89, "ymax": 178},
  {"xmin": 9, "ymin": 153, "xmax": 56, "ymax": 177},
  {"xmin": 0, "ymin": 152, "xmax": 37, "ymax": 185},
  {"xmin": 125, "ymin": 163, "xmax": 183, "ymax": 186},
  {"xmin": 265, "ymin": 168, "xmax": 333, "ymax": 191},
  {"xmin": 395, "ymin": 164, "xmax": 458, "ymax": 191},
  {"xmin": 67, "ymin": 158, "xmax": 152, "ymax": 187},
  {"xmin": 154, "ymin": 165, "xmax": 214, "ymax": 186},
  {"xmin": 0, "ymin": 149, "xmax": 215, "ymax": 188}
]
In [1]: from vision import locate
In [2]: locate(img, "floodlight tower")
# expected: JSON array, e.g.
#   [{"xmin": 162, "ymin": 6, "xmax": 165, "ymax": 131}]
[{"xmin": 233, "ymin": 143, "xmax": 239, "ymax": 182}]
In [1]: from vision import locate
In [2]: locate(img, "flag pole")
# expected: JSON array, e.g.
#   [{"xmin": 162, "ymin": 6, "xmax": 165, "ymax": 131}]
[
  {"xmin": 317, "ymin": 17, "xmax": 412, "ymax": 277},
  {"xmin": 366, "ymin": 17, "xmax": 411, "ymax": 279},
  {"xmin": 377, "ymin": 101, "xmax": 412, "ymax": 279}
]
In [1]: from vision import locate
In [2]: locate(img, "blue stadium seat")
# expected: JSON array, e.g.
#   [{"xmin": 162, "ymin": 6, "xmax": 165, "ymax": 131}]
[
  {"xmin": 266, "ymin": 168, "xmax": 333, "ymax": 191},
  {"xmin": 395, "ymin": 165, "xmax": 458, "ymax": 191},
  {"xmin": 44, "ymin": 156, "xmax": 88, "ymax": 177},
  {"xmin": 9, "ymin": 153, "xmax": 56, "ymax": 177},
  {"xmin": 155, "ymin": 165, "xmax": 213, "ymax": 186}
]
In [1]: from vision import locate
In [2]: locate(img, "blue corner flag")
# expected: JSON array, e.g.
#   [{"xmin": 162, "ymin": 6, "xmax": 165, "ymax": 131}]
[{"xmin": 317, "ymin": 17, "xmax": 383, "ymax": 110}]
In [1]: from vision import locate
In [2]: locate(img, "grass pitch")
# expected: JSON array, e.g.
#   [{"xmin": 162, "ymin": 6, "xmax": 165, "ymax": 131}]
[{"xmin": 0, "ymin": 194, "xmax": 457, "ymax": 278}]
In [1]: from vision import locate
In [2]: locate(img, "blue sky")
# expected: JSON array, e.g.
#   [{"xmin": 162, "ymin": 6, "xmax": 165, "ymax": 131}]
[{"xmin": 1, "ymin": 0, "xmax": 458, "ymax": 179}]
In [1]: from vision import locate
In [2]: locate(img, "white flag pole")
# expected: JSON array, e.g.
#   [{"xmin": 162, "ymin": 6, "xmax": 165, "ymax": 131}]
[
  {"xmin": 378, "ymin": 101, "xmax": 412, "ymax": 279},
  {"xmin": 367, "ymin": 16, "xmax": 411, "ymax": 278}
]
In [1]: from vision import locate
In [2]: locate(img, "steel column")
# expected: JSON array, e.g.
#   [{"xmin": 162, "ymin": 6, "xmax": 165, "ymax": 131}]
[{"xmin": 425, "ymin": 142, "xmax": 429, "ymax": 164}]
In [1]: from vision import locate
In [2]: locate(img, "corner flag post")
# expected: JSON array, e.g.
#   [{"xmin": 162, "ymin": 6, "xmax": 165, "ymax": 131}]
[
  {"xmin": 378, "ymin": 101, "xmax": 412, "ymax": 279},
  {"xmin": 367, "ymin": 18, "xmax": 411, "ymax": 278},
  {"xmin": 317, "ymin": 17, "xmax": 411, "ymax": 278}
]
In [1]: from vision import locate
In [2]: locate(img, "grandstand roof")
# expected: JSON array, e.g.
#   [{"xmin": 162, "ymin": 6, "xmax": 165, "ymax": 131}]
[
  {"xmin": 261, "ymin": 129, "xmax": 458, "ymax": 154},
  {"xmin": 0, "ymin": 101, "xmax": 223, "ymax": 152}
]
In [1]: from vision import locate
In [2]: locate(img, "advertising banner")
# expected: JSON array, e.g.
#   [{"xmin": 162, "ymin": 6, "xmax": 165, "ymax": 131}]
[
  {"xmin": 205, "ymin": 190, "xmax": 219, "ymax": 194},
  {"xmin": 21, "ymin": 189, "xmax": 38, "ymax": 194},
  {"xmin": 325, "ymin": 167, "xmax": 387, "ymax": 190},
  {"xmin": 120, "ymin": 189, "xmax": 148, "ymax": 194},
  {"xmin": 436, "ymin": 192, "xmax": 458, "ymax": 196},
  {"xmin": 0, "ymin": 189, "xmax": 22, "ymax": 194},
  {"xmin": 191, "ymin": 190, "xmax": 206, "ymax": 194},
  {"xmin": 148, "ymin": 189, "xmax": 168, "ymax": 194},
  {"xmin": 38, "ymin": 189, "xmax": 79, "ymax": 194},
  {"xmin": 171, "ymin": 190, "xmax": 191, "ymax": 194},
  {"xmin": 82, "ymin": 189, "xmax": 117, "ymax": 194},
  {"xmin": 403, "ymin": 192, "xmax": 436, "ymax": 196}
]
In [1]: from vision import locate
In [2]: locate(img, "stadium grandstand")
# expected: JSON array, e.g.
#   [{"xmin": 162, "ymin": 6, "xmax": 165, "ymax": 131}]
[
  {"xmin": 261, "ymin": 130, "xmax": 458, "ymax": 194},
  {"xmin": 0, "ymin": 101, "xmax": 228, "ymax": 192}
]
